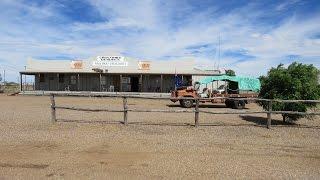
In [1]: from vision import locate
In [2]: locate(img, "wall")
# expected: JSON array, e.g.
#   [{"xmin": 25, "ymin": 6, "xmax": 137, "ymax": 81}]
[{"xmin": 34, "ymin": 73, "xmax": 179, "ymax": 92}]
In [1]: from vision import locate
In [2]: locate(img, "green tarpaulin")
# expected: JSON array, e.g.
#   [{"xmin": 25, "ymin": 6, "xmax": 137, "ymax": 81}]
[{"xmin": 198, "ymin": 75, "xmax": 261, "ymax": 92}]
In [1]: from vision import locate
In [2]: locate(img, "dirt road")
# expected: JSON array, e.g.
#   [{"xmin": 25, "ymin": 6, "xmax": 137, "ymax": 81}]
[{"xmin": 0, "ymin": 95, "xmax": 319, "ymax": 179}]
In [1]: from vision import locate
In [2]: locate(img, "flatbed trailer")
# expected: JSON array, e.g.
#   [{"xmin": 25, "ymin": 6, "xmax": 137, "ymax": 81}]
[
  {"xmin": 170, "ymin": 89, "xmax": 258, "ymax": 109},
  {"xmin": 170, "ymin": 74, "xmax": 261, "ymax": 109}
]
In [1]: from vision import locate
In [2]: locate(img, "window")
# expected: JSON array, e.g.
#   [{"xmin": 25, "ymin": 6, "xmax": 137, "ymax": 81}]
[
  {"xmin": 71, "ymin": 75, "xmax": 77, "ymax": 85},
  {"xmin": 59, "ymin": 74, "xmax": 65, "ymax": 83},
  {"xmin": 39, "ymin": 74, "xmax": 45, "ymax": 82}
]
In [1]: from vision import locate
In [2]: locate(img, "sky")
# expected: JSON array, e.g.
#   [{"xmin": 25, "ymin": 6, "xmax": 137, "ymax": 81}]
[{"xmin": 0, "ymin": 0, "xmax": 319, "ymax": 82}]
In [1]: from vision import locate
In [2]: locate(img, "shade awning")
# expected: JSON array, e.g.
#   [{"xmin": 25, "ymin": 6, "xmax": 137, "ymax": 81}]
[{"xmin": 198, "ymin": 75, "xmax": 261, "ymax": 92}]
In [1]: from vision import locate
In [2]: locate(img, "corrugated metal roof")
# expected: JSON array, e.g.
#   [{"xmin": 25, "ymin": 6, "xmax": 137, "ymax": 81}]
[{"xmin": 21, "ymin": 56, "xmax": 220, "ymax": 75}]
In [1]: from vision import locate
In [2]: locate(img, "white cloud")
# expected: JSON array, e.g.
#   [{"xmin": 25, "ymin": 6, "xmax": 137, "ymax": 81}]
[
  {"xmin": 276, "ymin": 0, "xmax": 301, "ymax": 11},
  {"xmin": 0, "ymin": 0, "xmax": 319, "ymax": 81}
]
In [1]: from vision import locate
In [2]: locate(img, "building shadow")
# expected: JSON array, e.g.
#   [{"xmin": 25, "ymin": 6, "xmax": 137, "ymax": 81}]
[
  {"xmin": 56, "ymin": 119, "xmax": 265, "ymax": 128},
  {"xmin": 57, "ymin": 118, "xmax": 194, "ymax": 127},
  {"xmin": 57, "ymin": 119, "xmax": 122, "ymax": 124},
  {"xmin": 57, "ymin": 118, "xmax": 255, "ymax": 127}
]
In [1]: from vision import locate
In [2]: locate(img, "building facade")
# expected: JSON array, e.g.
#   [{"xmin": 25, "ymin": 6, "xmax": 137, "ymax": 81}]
[{"xmin": 20, "ymin": 56, "xmax": 219, "ymax": 93}]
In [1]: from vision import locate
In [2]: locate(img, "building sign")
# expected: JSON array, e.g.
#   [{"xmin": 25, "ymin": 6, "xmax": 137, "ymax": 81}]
[
  {"xmin": 93, "ymin": 56, "xmax": 128, "ymax": 67},
  {"xmin": 71, "ymin": 60, "xmax": 83, "ymax": 69},
  {"xmin": 138, "ymin": 61, "xmax": 151, "ymax": 70}
]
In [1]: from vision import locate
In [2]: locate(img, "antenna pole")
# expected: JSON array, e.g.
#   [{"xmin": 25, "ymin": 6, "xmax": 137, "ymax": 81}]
[{"xmin": 218, "ymin": 34, "xmax": 221, "ymax": 70}]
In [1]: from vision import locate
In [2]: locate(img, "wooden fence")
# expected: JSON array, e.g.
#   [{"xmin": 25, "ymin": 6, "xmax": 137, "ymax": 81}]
[{"xmin": 49, "ymin": 93, "xmax": 320, "ymax": 129}]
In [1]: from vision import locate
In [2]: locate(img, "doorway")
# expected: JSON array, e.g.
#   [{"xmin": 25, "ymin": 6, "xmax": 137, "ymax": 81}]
[
  {"xmin": 131, "ymin": 76, "xmax": 139, "ymax": 92},
  {"xmin": 48, "ymin": 74, "xmax": 56, "ymax": 91}
]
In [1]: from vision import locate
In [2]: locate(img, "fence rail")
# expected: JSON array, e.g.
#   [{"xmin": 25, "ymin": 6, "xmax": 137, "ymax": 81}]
[{"xmin": 49, "ymin": 93, "xmax": 320, "ymax": 129}]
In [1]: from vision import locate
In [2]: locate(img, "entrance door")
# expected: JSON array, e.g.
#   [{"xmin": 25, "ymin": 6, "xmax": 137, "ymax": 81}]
[
  {"xmin": 131, "ymin": 76, "xmax": 139, "ymax": 92},
  {"xmin": 49, "ymin": 74, "xmax": 56, "ymax": 91}
]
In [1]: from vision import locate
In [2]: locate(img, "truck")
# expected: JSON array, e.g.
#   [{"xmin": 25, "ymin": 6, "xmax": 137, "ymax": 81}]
[{"xmin": 170, "ymin": 75, "xmax": 261, "ymax": 109}]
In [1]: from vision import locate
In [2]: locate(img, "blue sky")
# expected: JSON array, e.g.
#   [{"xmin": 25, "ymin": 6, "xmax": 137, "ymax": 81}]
[{"xmin": 0, "ymin": 0, "xmax": 319, "ymax": 82}]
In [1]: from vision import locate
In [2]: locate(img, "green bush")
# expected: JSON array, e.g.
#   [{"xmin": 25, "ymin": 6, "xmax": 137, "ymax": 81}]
[{"xmin": 259, "ymin": 62, "xmax": 320, "ymax": 121}]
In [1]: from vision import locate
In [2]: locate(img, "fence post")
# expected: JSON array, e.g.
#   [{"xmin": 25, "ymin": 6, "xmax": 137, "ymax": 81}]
[
  {"xmin": 123, "ymin": 97, "xmax": 128, "ymax": 125},
  {"xmin": 195, "ymin": 98, "xmax": 199, "ymax": 127},
  {"xmin": 50, "ymin": 94, "xmax": 56, "ymax": 123},
  {"xmin": 267, "ymin": 100, "xmax": 272, "ymax": 129}
]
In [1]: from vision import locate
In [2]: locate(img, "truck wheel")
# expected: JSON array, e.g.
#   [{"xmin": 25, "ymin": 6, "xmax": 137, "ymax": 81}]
[
  {"xmin": 181, "ymin": 99, "xmax": 193, "ymax": 108},
  {"xmin": 225, "ymin": 99, "xmax": 232, "ymax": 108},
  {"xmin": 233, "ymin": 100, "xmax": 245, "ymax": 109},
  {"xmin": 240, "ymin": 100, "xmax": 246, "ymax": 109}
]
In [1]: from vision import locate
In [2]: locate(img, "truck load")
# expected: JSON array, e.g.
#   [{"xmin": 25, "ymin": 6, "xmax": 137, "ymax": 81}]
[{"xmin": 170, "ymin": 75, "xmax": 261, "ymax": 109}]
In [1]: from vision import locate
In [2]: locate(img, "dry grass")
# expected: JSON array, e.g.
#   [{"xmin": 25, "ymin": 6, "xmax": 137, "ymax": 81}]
[
  {"xmin": 0, "ymin": 94, "xmax": 319, "ymax": 179},
  {"xmin": 1, "ymin": 85, "xmax": 19, "ymax": 94}
]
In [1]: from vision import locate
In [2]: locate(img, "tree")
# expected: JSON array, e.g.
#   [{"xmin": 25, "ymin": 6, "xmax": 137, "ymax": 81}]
[
  {"xmin": 225, "ymin": 69, "xmax": 235, "ymax": 76},
  {"xmin": 259, "ymin": 62, "xmax": 320, "ymax": 121}
]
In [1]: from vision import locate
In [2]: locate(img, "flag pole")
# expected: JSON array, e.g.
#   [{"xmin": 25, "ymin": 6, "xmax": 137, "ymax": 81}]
[{"xmin": 174, "ymin": 67, "xmax": 177, "ymax": 90}]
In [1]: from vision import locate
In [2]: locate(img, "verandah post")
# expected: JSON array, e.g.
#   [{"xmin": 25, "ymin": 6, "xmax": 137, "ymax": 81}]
[
  {"xmin": 99, "ymin": 73, "xmax": 102, "ymax": 92},
  {"xmin": 195, "ymin": 98, "xmax": 199, "ymax": 127},
  {"xmin": 77, "ymin": 73, "xmax": 80, "ymax": 91},
  {"xmin": 20, "ymin": 73, "xmax": 23, "ymax": 92},
  {"xmin": 267, "ymin": 100, "xmax": 272, "ymax": 129},
  {"xmin": 50, "ymin": 94, "xmax": 56, "ymax": 123},
  {"xmin": 123, "ymin": 96, "xmax": 128, "ymax": 125},
  {"xmin": 57, "ymin": 73, "xmax": 60, "ymax": 91}
]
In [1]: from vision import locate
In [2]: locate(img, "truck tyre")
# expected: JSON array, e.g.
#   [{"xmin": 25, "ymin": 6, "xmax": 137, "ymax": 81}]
[
  {"xmin": 240, "ymin": 100, "xmax": 246, "ymax": 109},
  {"xmin": 233, "ymin": 100, "xmax": 245, "ymax": 109},
  {"xmin": 179, "ymin": 100, "xmax": 184, "ymax": 106},
  {"xmin": 181, "ymin": 99, "xmax": 193, "ymax": 108},
  {"xmin": 225, "ymin": 99, "xmax": 232, "ymax": 108}
]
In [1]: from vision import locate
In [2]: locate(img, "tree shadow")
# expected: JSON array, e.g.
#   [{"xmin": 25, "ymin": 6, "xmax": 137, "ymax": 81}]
[
  {"xmin": 239, "ymin": 115, "xmax": 320, "ymax": 129},
  {"xmin": 167, "ymin": 104, "xmax": 234, "ymax": 109},
  {"xmin": 57, "ymin": 117, "xmax": 320, "ymax": 129},
  {"xmin": 198, "ymin": 123, "xmax": 263, "ymax": 127},
  {"xmin": 239, "ymin": 115, "xmax": 293, "ymax": 126},
  {"xmin": 167, "ymin": 103, "xmax": 252, "ymax": 109},
  {"xmin": 127, "ymin": 122, "xmax": 193, "ymax": 127}
]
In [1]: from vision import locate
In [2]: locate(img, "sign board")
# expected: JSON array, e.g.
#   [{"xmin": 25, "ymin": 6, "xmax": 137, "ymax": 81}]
[
  {"xmin": 71, "ymin": 60, "xmax": 83, "ymax": 69},
  {"xmin": 138, "ymin": 61, "xmax": 151, "ymax": 70},
  {"xmin": 93, "ymin": 56, "xmax": 128, "ymax": 67}
]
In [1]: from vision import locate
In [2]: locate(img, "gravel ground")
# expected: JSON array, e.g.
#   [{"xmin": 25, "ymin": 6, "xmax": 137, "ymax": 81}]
[{"xmin": 0, "ymin": 95, "xmax": 319, "ymax": 179}]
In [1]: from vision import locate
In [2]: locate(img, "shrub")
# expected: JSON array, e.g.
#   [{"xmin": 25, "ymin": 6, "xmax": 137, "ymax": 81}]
[{"xmin": 259, "ymin": 62, "xmax": 320, "ymax": 121}]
